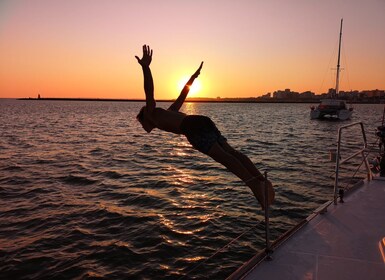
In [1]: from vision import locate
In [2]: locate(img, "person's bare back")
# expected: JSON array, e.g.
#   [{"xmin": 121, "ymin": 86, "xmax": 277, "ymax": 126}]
[{"xmin": 150, "ymin": 108, "xmax": 186, "ymax": 134}]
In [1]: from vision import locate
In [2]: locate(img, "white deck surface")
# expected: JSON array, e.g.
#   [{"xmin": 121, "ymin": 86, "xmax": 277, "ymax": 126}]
[{"xmin": 243, "ymin": 178, "xmax": 385, "ymax": 280}]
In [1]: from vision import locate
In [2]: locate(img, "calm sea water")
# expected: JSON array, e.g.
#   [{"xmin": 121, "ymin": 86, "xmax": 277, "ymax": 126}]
[{"xmin": 0, "ymin": 100, "xmax": 383, "ymax": 279}]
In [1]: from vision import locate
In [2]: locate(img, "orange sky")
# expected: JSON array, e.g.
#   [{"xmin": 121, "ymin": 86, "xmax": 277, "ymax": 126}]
[{"xmin": 1, "ymin": 0, "xmax": 384, "ymax": 99}]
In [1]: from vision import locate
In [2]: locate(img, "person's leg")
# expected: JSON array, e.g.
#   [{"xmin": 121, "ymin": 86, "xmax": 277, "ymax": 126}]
[
  {"xmin": 220, "ymin": 141, "xmax": 264, "ymax": 180},
  {"xmin": 207, "ymin": 142, "xmax": 254, "ymax": 182},
  {"xmin": 182, "ymin": 115, "xmax": 274, "ymax": 208},
  {"xmin": 220, "ymin": 141, "xmax": 275, "ymax": 207},
  {"xmin": 207, "ymin": 142, "xmax": 274, "ymax": 209}
]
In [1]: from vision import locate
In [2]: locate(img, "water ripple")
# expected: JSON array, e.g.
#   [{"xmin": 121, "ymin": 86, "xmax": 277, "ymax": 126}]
[{"xmin": 0, "ymin": 101, "xmax": 382, "ymax": 279}]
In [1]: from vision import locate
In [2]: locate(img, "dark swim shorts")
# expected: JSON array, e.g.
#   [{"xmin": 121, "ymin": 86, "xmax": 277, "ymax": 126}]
[{"xmin": 180, "ymin": 115, "xmax": 227, "ymax": 154}]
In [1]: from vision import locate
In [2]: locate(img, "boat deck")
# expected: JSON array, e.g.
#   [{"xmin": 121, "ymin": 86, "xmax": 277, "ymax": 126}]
[{"xmin": 240, "ymin": 178, "xmax": 385, "ymax": 280}]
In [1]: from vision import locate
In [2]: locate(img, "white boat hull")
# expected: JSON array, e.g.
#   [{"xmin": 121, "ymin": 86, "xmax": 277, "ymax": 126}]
[
  {"xmin": 310, "ymin": 99, "xmax": 353, "ymax": 120},
  {"xmin": 338, "ymin": 109, "xmax": 353, "ymax": 120},
  {"xmin": 310, "ymin": 108, "xmax": 353, "ymax": 120},
  {"xmin": 310, "ymin": 109, "xmax": 320, "ymax": 119}
]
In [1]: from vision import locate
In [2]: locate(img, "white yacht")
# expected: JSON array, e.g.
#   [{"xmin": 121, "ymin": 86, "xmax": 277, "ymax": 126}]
[
  {"xmin": 311, "ymin": 19, "xmax": 353, "ymax": 121},
  {"xmin": 310, "ymin": 99, "xmax": 353, "ymax": 120}
]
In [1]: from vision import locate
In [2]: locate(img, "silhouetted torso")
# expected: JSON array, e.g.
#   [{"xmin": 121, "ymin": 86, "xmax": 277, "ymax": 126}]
[{"xmin": 150, "ymin": 107, "xmax": 186, "ymax": 134}]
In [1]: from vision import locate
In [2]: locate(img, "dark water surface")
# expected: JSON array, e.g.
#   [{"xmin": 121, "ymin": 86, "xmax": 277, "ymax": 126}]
[{"xmin": 0, "ymin": 100, "xmax": 383, "ymax": 279}]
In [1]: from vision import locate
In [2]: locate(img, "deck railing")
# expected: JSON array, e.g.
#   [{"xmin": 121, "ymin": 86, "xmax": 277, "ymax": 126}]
[
  {"xmin": 186, "ymin": 122, "xmax": 376, "ymax": 280},
  {"xmin": 333, "ymin": 122, "xmax": 372, "ymax": 204},
  {"xmin": 228, "ymin": 121, "xmax": 377, "ymax": 279}
]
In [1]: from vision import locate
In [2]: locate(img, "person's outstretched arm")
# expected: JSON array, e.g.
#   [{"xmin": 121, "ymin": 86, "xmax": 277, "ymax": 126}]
[
  {"xmin": 168, "ymin": 62, "xmax": 203, "ymax": 112},
  {"xmin": 135, "ymin": 45, "xmax": 155, "ymax": 113}
]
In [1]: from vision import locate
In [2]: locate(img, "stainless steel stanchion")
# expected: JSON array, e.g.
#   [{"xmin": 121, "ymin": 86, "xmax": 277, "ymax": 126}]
[{"xmin": 264, "ymin": 171, "xmax": 273, "ymax": 260}]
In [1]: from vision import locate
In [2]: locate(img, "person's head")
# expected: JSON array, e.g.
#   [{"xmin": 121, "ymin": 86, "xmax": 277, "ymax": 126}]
[{"xmin": 136, "ymin": 106, "xmax": 155, "ymax": 133}]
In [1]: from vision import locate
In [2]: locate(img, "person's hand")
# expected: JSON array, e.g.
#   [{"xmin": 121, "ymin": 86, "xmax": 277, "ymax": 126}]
[
  {"xmin": 192, "ymin": 61, "xmax": 204, "ymax": 78},
  {"xmin": 135, "ymin": 45, "xmax": 153, "ymax": 67}
]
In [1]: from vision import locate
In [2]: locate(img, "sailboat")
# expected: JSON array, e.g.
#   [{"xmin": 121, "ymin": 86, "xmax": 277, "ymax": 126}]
[{"xmin": 310, "ymin": 19, "xmax": 353, "ymax": 120}]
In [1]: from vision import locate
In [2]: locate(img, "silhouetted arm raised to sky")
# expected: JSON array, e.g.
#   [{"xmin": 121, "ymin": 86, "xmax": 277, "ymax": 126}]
[
  {"xmin": 135, "ymin": 45, "xmax": 155, "ymax": 113},
  {"xmin": 168, "ymin": 62, "xmax": 203, "ymax": 112}
]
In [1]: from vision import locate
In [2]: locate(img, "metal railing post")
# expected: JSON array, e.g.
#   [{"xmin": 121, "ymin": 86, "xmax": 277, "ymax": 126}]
[
  {"xmin": 359, "ymin": 122, "xmax": 372, "ymax": 181},
  {"xmin": 333, "ymin": 122, "xmax": 371, "ymax": 205},
  {"xmin": 362, "ymin": 150, "xmax": 372, "ymax": 181},
  {"xmin": 334, "ymin": 129, "xmax": 342, "ymax": 205},
  {"xmin": 264, "ymin": 171, "xmax": 272, "ymax": 260}
]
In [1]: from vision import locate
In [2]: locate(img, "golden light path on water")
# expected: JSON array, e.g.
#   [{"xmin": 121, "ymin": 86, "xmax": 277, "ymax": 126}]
[{"xmin": 158, "ymin": 165, "xmax": 213, "ymax": 235}]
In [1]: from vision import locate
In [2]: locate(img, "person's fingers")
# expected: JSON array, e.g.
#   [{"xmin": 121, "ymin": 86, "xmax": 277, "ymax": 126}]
[{"xmin": 197, "ymin": 62, "xmax": 203, "ymax": 71}]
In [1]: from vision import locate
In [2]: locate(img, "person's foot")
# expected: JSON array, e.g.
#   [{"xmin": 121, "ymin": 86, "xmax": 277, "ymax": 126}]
[{"xmin": 247, "ymin": 177, "xmax": 275, "ymax": 210}]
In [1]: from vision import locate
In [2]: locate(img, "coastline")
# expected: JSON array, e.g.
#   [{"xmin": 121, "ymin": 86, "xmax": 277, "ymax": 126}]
[{"xmin": 13, "ymin": 97, "xmax": 384, "ymax": 104}]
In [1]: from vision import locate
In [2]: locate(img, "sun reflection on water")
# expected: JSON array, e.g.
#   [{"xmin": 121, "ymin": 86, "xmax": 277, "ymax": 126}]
[
  {"xmin": 165, "ymin": 166, "xmax": 197, "ymax": 186},
  {"xmin": 379, "ymin": 237, "xmax": 385, "ymax": 263},
  {"xmin": 183, "ymin": 256, "xmax": 205, "ymax": 262},
  {"xmin": 183, "ymin": 102, "xmax": 197, "ymax": 115},
  {"xmin": 158, "ymin": 213, "xmax": 196, "ymax": 235}
]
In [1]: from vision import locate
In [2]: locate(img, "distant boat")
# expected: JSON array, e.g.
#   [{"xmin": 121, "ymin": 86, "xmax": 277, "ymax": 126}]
[{"xmin": 310, "ymin": 19, "xmax": 353, "ymax": 120}]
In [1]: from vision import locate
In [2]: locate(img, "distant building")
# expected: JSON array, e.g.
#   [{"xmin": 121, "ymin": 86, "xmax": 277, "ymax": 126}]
[
  {"xmin": 299, "ymin": 91, "xmax": 315, "ymax": 99},
  {"xmin": 273, "ymin": 89, "xmax": 300, "ymax": 99},
  {"xmin": 328, "ymin": 88, "xmax": 336, "ymax": 97},
  {"xmin": 259, "ymin": 92, "xmax": 271, "ymax": 99},
  {"xmin": 258, "ymin": 87, "xmax": 384, "ymax": 102}
]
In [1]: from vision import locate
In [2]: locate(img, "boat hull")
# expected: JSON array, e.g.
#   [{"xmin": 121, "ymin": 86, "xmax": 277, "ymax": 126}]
[
  {"xmin": 310, "ymin": 108, "xmax": 353, "ymax": 120},
  {"xmin": 310, "ymin": 99, "xmax": 353, "ymax": 120}
]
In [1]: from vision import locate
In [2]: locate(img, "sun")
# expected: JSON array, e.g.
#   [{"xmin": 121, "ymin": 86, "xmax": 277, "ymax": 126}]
[{"xmin": 177, "ymin": 76, "xmax": 202, "ymax": 97}]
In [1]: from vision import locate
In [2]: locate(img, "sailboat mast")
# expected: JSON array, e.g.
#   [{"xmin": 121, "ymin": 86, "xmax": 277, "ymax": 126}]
[{"xmin": 335, "ymin": 18, "xmax": 343, "ymax": 98}]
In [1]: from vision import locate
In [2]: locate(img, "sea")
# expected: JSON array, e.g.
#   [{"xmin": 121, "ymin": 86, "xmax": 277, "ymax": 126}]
[{"xmin": 0, "ymin": 99, "xmax": 383, "ymax": 279}]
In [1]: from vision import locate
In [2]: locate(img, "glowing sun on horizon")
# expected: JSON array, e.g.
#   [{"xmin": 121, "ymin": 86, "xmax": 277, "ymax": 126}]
[{"xmin": 177, "ymin": 77, "xmax": 202, "ymax": 97}]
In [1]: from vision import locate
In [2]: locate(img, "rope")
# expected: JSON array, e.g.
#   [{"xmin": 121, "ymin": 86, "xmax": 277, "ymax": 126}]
[
  {"xmin": 318, "ymin": 38, "xmax": 339, "ymax": 94},
  {"xmin": 178, "ymin": 220, "xmax": 264, "ymax": 280},
  {"xmin": 341, "ymin": 37, "xmax": 352, "ymax": 92}
]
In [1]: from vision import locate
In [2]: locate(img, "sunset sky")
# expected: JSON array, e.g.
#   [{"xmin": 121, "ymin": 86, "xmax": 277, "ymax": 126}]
[{"xmin": 1, "ymin": 0, "xmax": 385, "ymax": 99}]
